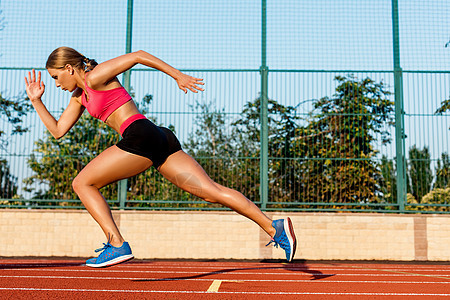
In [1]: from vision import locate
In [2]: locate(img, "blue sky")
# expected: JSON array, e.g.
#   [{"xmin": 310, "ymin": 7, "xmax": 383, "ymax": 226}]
[{"xmin": 1, "ymin": 0, "xmax": 448, "ymax": 70}]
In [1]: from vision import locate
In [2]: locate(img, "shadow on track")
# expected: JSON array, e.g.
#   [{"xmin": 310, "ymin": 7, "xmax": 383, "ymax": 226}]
[
  {"xmin": 261, "ymin": 259, "xmax": 335, "ymax": 280},
  {"xmin": 0, "ymin": 262, "xmax": 83, "ymax": 269},
  {"xmin": 131, "ymin": 259, "xmax": 335, "ymax": 282}
]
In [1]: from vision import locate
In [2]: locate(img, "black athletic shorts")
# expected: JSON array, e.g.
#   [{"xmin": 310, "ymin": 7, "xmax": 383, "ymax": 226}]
[{"xmin": 116, "ymin": 119, "xmax": 182, "ymax": 168}]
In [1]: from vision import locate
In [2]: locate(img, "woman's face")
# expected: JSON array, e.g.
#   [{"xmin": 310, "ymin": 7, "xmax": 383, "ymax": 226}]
[{"xmin": 47, "ymin": 66, "xmax": 78, "ymax": 92}]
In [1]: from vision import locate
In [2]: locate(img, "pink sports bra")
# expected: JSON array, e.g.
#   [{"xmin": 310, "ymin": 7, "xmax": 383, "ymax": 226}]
[{"xmin": 81, "ymin": 80, "xmax": 132, "ymax": 122}]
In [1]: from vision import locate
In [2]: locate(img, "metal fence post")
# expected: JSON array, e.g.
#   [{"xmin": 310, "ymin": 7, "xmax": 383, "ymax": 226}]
[
  {"xmin": 260, "ymin": 66, "xmax": 269, "ymax": 210},
  {"xmin": 260, "ymin": 0, "xmax": 268, "ymax": 210},
  {"xmin": 392, "ymin": 0, "xmax": 407, "ymax": 212},
  {"xmin": 118, "ymin": 0, "xmax": 134, "ymax": 210}
]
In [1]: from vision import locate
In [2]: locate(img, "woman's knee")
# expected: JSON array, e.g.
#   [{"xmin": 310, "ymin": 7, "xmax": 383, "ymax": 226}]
[
  {"xmin": 72, "ymin": 175, "xmax": 82, "ymax": 194},
  {"xmin": 72, "ymin": 174, "xmax": 94, "ymax": 193}
]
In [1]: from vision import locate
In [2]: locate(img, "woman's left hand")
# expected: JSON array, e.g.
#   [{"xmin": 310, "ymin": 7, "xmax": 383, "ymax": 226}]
[{"xmin": 176, "ymin": 73, "xmax": 205, "ymax": 94}]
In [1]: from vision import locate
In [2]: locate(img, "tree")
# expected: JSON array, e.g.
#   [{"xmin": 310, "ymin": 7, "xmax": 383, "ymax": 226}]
[
  {"xmin": 184, "ymin": 101, "xmax": 233, "ymax": 158},
  {"xmin": 0, "ymin": 94, "xmax": 30, "ymax": 145},
  {"xmin": 379, "ymin": 155, "xmax": 397, "ymax": 204},
  {"xmin": 435, "ymin": 98, "xmax": 450, "ymax": 116},
  {"xmin": 217, "ymin": 76, "xmax": 395, "ymax": 208},
  {"xmin": 407, "ymin": 145, "xmax": 433, "ymax": 202},
  {"xmin": 408, "ymin": 188, "xmax": 450, "ymax": 212},
  {"xmin": 0, "ymin": 93, "xmax": 30, "ymax": 200},
  {"xmin": 24, "ymin": 113, "xmax": 120, "ymax": 202},
  {"xmin": 0, "ymin": 11, "xmax": 32, "ymax": 199},
  {"xmin": 435, "ymin": 85, "xmax": 449, "ymax": 127},
  {"xmin": 434, "ymin": 152, "xmax": 450, "ymax": 189},
  {"xmin": 232, "ymin": 96, "xmax": 301, "ymax": 204},
  {"xmin": 0, "ymin": 159, "xmax": 18, "ymax": 199},
  {"xmin": 184, "ymin": 97, "xmax": 302, "ymax": 206},
  {"xmin": 297, "ymin": 75, "xmax": 394, "ymax": 205}
]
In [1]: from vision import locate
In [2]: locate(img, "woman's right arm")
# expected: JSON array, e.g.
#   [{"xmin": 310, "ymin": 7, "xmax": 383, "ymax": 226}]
[{"xmin": 25, "ymin": 70, "xmax": 85, "ymax": 139}]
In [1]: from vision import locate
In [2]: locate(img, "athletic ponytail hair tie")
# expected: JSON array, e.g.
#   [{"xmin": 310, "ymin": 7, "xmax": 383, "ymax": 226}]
[{"xmin": 82, "ymin": 56, "xmax": 98, "ymax": 71}]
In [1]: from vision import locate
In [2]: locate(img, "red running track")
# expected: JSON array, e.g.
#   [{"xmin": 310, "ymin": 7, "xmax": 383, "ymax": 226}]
[{"xmin": 0, "ymin": 259, "xmax": 449, "ymax": 299}]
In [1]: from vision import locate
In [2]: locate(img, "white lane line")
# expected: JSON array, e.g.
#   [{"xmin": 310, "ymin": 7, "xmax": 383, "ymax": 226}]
[
  {"xmin": 0, "ymin": 287, "xmax": 449, "ymax": 297},
  {"xmin": 1, "ymin": 268, "xmax": 449, "ymax": 277},
  {"xmin": 0, "ymin": 275, "xmax": 449, "ymax": 284},
  {"xmin": 333, "ymin": 264, "xmax": 450, "ymax": 281}
]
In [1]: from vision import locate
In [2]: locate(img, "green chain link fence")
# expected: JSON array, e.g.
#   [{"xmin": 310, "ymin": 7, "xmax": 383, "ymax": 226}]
[{"xmin": 0, "ymin": 0, "xmax": 449, "ymax": 213}]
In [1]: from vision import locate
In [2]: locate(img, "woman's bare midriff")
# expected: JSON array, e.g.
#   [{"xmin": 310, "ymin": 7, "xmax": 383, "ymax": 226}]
[{"xmin": 104, "ymin": 100, "xmax": 142, "ymax": 133}]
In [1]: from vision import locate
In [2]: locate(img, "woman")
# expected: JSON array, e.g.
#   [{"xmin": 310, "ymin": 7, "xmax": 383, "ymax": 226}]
[{"xmin": 25, "ymin": 47, "xmax": 296, "ymax": 267}]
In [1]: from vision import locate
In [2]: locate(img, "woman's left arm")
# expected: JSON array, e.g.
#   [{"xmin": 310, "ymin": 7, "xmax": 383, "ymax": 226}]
[{"xmin": 88, "ymin": 50, "xmax": 204, "ymax": 93}]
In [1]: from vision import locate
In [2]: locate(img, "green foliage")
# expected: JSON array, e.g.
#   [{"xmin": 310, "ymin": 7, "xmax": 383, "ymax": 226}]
[
  {"xmin": 435, "ymin": 96, "xmax": 450, "ymax": 130},
  {"xmin": 405, "ymin": 149, "xmax": 449, "ymax": 210},
  {"xmin": 0, "ymin": 93, "xmax": 31, "ymax": 148},
  {"xmin": 379, "ymin": 155, "xmax": 397, "ymax": 204},
  {"xmin": 0, "ymin": 18, "xmax": 30, "ymax": 201},
  {"xmin": 434, "ymin": 152, "xmax": 450, "ymax": 189},
  {"xmin": 185, "ymin": 76, "xmax": 397, "ymax": 209},
  {"xmin": 185, "ymin": 101, "xmax": 233, "ymax": 157},
  {"xmin": 407, "ymin": 188, "xmax": 450, "ymax": 212},
  {"xmin": 0, "ymin": 159, "xmax": 18, "ymax": 199},
  {"xmin": 0, "ymin": 93, "xmax": 31, "ymax": 200},
  {"xmin": 407, "ymin": 145, "xmax": 433, "ymax": 202},
  {"xmin": 297, "ymin": 75, "xmax": 394, "ymax": 205},
  {"xmin": 435, "ymin": 98, "xmax": 450, "ymax": 115},
  {"xmin": 24, "ymin": 113, "xmax": 120, "ymax": 201},
  {"xmin": 183, "ymin": 100, "xmax": 259, "ymax": 204},
  {"xmin": 232, "ymin": 97, "xmax": 301, "ymax": 202}
]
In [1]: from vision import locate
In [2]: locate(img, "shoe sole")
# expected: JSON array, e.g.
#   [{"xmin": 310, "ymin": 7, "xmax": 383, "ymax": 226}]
[
  {"xmin": 284, "ymin": 217, "xmax": 297, "ymax": 262},
  {"xmin": 86, "ymin": 254, "xmax": 134, "ymax": 268}
]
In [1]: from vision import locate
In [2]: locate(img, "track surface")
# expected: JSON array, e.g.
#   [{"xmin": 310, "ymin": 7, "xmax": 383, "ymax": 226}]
[{"xmin": 0, "ymin": 259, "xmax": 449, "ymax": 299}]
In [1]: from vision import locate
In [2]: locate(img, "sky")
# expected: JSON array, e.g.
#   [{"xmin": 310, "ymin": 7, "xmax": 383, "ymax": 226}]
[
  {"xmin": 1, "ymin": 0, "xmax": 448, "ymax": 70},
  {"xmin": 0, "ymin": 0, "xmax": 449, "ymax": 196}
]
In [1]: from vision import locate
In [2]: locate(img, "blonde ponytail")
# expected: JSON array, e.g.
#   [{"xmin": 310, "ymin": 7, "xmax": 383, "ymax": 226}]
[{"xmin": 83, "ymin": 56, "xmax": 98, "ymax": 71}]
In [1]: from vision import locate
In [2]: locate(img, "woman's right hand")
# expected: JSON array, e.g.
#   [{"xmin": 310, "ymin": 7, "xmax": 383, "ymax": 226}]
[{"xmin": 25, "ymin": 69, "xmax": 45, "ymax": 102}]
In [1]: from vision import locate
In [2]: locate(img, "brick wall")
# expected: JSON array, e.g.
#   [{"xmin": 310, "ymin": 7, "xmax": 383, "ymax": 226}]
[{"xmin": 1, "ymin": 210, "xmax": 449, "ymax": 261}]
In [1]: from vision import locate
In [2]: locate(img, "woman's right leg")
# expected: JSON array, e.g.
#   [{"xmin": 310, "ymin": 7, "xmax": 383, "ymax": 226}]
[
  {"xmin": 158, "ymin": 150, "xmax": 276, "ymax": 237},
  {"xmin": 72, "ymin": 145, "xmax": 153, "ymax": 247}
]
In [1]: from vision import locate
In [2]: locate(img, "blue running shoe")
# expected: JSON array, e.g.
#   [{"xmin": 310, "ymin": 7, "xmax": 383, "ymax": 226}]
[
  {"xmin": 86, "ymin": 242, "xmax": 134, "ymax": 268},
  {"xmin": 266, "ymin": 218, "xmax": 297, "ymax": 262}
]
